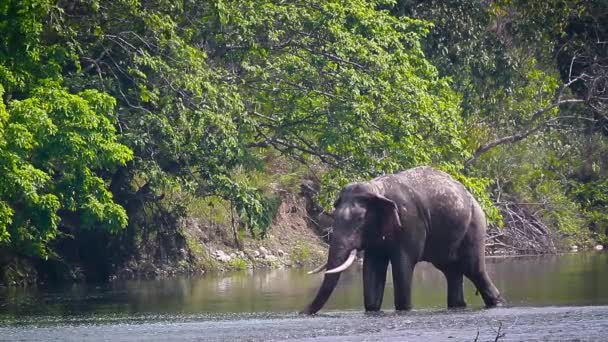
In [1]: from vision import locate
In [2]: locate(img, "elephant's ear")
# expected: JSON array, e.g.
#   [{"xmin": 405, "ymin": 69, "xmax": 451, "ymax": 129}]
[
  {"xmin": 374, "ymin": 193, "xmax": 402, "ymax": 227},
  {"xmin": 364, "ymin": 193, "xmax": 402, "ymax": 237}
]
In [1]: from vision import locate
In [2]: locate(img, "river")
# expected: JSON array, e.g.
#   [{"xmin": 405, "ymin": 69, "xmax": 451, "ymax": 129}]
[{"xmin": 1, "ymin": 252, "xmax": 607, "ymax": 341}]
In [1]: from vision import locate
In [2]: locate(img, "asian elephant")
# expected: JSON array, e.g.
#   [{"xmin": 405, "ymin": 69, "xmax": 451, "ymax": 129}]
[{"xmin": 302, "ymin": 166, "xmax": 503, "ymax": 314}]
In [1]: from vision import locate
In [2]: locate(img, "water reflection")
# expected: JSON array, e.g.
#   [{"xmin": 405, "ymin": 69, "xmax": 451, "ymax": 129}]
[{"xmin": 1, "ymin": 252, "xmax": 607, "ymax": 319}]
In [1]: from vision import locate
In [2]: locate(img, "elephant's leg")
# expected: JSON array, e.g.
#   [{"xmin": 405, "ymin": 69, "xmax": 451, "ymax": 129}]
[
  {"xmin": 363, "ymin": 251, "xmax": 389, "ymax": 311},
  {"xmin": 446, "ymin": 271, "xmax": 466, "ymax": 308},
  {"xmin": 435, "ymin": 263, "xmax": 466, "ymax": 308},
  {"xmin": 462, "ymin": 259, "xmax": 503, "ymax": 307},
  {"xmin": 465, "ymin": 270, "xmax": 502, "ymax": 307},
  {"xmin": 390, "ymin": 249, "xmax": 415, "ymax": 311},
  {"xmin": 461, "ymin": 206, "xmax": 504, "ymax": 307}
]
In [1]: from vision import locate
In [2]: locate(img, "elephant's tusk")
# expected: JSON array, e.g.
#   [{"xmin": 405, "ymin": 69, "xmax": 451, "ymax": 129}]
[
  {"xmin": 307, "ymin": 262, "xmax": 327, "ymax": 275},
  {"xmin": 325, "ymin": 250, "xmax": 357, "ymax": 274}
]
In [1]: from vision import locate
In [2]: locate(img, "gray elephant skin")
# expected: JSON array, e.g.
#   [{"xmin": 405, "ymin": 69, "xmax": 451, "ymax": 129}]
[{"xmin": 302, "ymin": 166, "xmax": 503, "ymax": 314}]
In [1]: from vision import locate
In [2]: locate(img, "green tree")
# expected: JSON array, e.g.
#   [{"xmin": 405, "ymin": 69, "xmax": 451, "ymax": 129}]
[
  {"xmin": 59, "ymin": 0, "xmax": 476, "ymax": 231},
  {"xmin": 211, "ymin": 0, "xmax": 475, "ymax": 206},
  {"xmin": 0, "ymin": 0, "xmax": 132, "ymax": 257}
]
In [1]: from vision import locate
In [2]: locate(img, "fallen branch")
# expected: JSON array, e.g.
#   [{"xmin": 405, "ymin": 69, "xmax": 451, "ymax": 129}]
[
  {"xmin": 494, "ymin": 321, "xmax": 506, "ymax": 342},
  {"xmin": 486, "ymin": 201, "xmax": 559, "ymax": 255}
]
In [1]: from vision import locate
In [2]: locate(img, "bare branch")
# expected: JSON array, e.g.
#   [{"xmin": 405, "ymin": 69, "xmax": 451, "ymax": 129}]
[
  {"xmin": 464, "ymin": 98, "xmax": 584, "ymax": 170},
  {"xmin": 494, "ymin": 321, "xmax": 506, "ymax": 342},
  {"xmin": 298, "ymin": 45, "xmax": 370, "ymax": 72}
]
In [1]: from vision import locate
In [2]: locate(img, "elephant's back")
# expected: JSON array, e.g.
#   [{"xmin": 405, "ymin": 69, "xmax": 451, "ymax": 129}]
[
  {"xmin": 394, "ymin": 166, "xmax": 473, "ymax": 209},
  {"xmin": 395, "ymin": 166, "xmax": 480, "ymax": 234},
  {"xmin": 371, "ymin": 166, "xmax": 481, "ymax": 224}
]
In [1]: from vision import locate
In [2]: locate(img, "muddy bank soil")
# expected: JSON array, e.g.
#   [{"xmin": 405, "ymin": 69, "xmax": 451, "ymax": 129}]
[{"xmin": 2, "ymin": 306, "xmax": 606, "ymax": 341}]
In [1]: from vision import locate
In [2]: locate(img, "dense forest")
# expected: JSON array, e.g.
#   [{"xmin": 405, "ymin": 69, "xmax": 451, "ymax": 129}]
[{"xmin": 1, "ymin": 0, "xmax": 606, "ymax": 284}]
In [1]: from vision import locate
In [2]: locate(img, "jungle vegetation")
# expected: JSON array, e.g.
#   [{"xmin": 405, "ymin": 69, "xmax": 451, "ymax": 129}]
[{"xmin": 0, "ymin": 0, "xmax": 606, "ymax": 278}]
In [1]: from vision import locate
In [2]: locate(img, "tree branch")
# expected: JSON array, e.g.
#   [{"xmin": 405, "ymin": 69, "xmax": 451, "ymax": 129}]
[{"xmin": 464, "ymin": 98, "xmax": 584, "ymax": 170}]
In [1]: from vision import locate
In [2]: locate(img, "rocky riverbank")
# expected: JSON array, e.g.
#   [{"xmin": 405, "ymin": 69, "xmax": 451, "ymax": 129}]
[{"xmin": 0, "ymin": 185, "xmax": 330, "ymax": 286}]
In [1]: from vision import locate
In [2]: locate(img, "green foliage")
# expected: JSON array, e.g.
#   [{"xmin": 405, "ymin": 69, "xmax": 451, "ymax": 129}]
[
  {"xmin": 0, "ymin": 0, "xmax": 65, "ymax": 93},
  {"xmin": 235, "ymin": 0, "xmax": 468, "ymax": 171},
  {"xmin": 228, "ymin": 257, "xmax": 248, "ymax": 271},
  {"xmin": 0, "ymin": 1, "xmax": 132, "ymax": 257},
  {"xmin": 188, "ymin": 196, "xmax": 232, "ymax": 226},
  {"xmin": 473, "ymin": 129, "xmax": 606, "ymax": 243},
  {"xmin": 403, "ymin": 0, "xmax": 517, "ymax": 119},
  {"xmin": 51, "ymin": 0, "xmax": 473, "ymax": 238},
  {"xmin": 3, "ymin": 0, "xmax": 606, "ymax": 263},
  {"xmin": 407, "ymin": 0, "xmax": 607, "ymax": 245},
  {"xmin": 212, "ymin": 0, "xmax": 471, "ymax": 209},
  {"xmin": 290, "ymin": 240, "xmax": 312, "ymax": 265},
  {"xmin": 0, "ymin": 83, "xmax": 132, "ymax": 257}
]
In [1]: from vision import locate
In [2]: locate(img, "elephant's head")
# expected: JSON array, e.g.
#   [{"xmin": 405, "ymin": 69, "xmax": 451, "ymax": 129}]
[{"xmin": 301, "ymin": 182, "xmax": 402, "ymax": 314}]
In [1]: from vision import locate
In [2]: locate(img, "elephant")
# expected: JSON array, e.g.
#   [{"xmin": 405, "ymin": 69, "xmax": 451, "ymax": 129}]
[{"xmin": 302, "ymin": 166, "xmax": 503, "ymax": 314}]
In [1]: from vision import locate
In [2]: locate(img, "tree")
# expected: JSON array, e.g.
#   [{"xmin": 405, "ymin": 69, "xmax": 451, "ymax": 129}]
[
  {"xmin": 215, "ymin": 0, "xmax": 471, "ymax": 202},
  {"xmin": 59, "ymin": 0, "xmax": 476, "ymax": 228},
  {"xmin": 0, "ymin": 0, "xmax": 132, "ymax": 258},
  {"xmin": 383, "ymin": 1, "xmax": 608, "ymax": 247}
]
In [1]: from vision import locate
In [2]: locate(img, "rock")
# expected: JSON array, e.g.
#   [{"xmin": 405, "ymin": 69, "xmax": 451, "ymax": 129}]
[
  {"xmin": 217, "ymin": 254, "xmax": 232, "ymax": 262},
  {"xmin": 265, "ymin": 254, "xmax": 277, "ymax": 262},
  {"xmin": 277, "ymin": 249, "xmax": 285, "ymax": 257},
  {"xmin": 179, "ymin": 248, "xmax": 188, "ymax": 258},
  {"xmin": 283, "ymin": 260, "xmax": 293, "ymax": 267},
  {"xmin": 253, "ymin": 250, "xmax": 260, "ymax": 258},
  {"xmin": 595, "ymin": 245, "xmax": 604, "ymax": 251},
  {"xmin": 215, "ymin": 250, "xmax": 232, "ymax": 262},
  {"xmin": 237, "ymin": 251, "xmax": 245, "ymax": 258},
  {"xmin": 230, "ymin": 253, "xmax": 237, "ymax": 259},
  {"xmin": 571, "ymin": 245, "xmax": 579, "ymax": 252},
  {"xmin": 259, "ymin": 246, "xmax": 270, "ymax": 256}
]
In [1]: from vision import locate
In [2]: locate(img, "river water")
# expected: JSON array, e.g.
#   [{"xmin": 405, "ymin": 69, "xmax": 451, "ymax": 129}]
[{"xmin": 1, "ymin": 252, "xmax": 607, "ymax": 341}]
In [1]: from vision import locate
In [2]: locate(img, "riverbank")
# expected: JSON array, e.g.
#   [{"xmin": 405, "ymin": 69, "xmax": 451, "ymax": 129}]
[{"xmin": 0, "ymin": 183, "xmax": 331, "ymax": 287}]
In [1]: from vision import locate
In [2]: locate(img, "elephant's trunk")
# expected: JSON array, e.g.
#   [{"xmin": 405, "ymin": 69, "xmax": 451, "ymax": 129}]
[
  {"xmin": 300, "ymin": 272, "xmax": 341, "ymax": 314},
  {"xmin": 301, "ymin": 243, "xmax": 354, "ymax": 315}
]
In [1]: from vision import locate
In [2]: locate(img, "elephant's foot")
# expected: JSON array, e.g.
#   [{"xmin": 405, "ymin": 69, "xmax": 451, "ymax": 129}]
[
  {"xmin": 465, "ymin": 270, "xmax": 504, "ymax": 308},
  {"xmin": 364, "ymin": 304, "xmax": 383, "ymax": 312},
  {"xmin": 483, "ymin": 295, "xmax": 506, "ymax": 308},
  {"xmin": 364, "ymin": 309, "xmax": 385, "ymax": 316},
  {"xmin": 394, "ymin": 304, "xmax": 412, "ymax": 311},
  {"xmin": 447, "ymin": 300, "xmax": 467, "ymax": 309}
]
